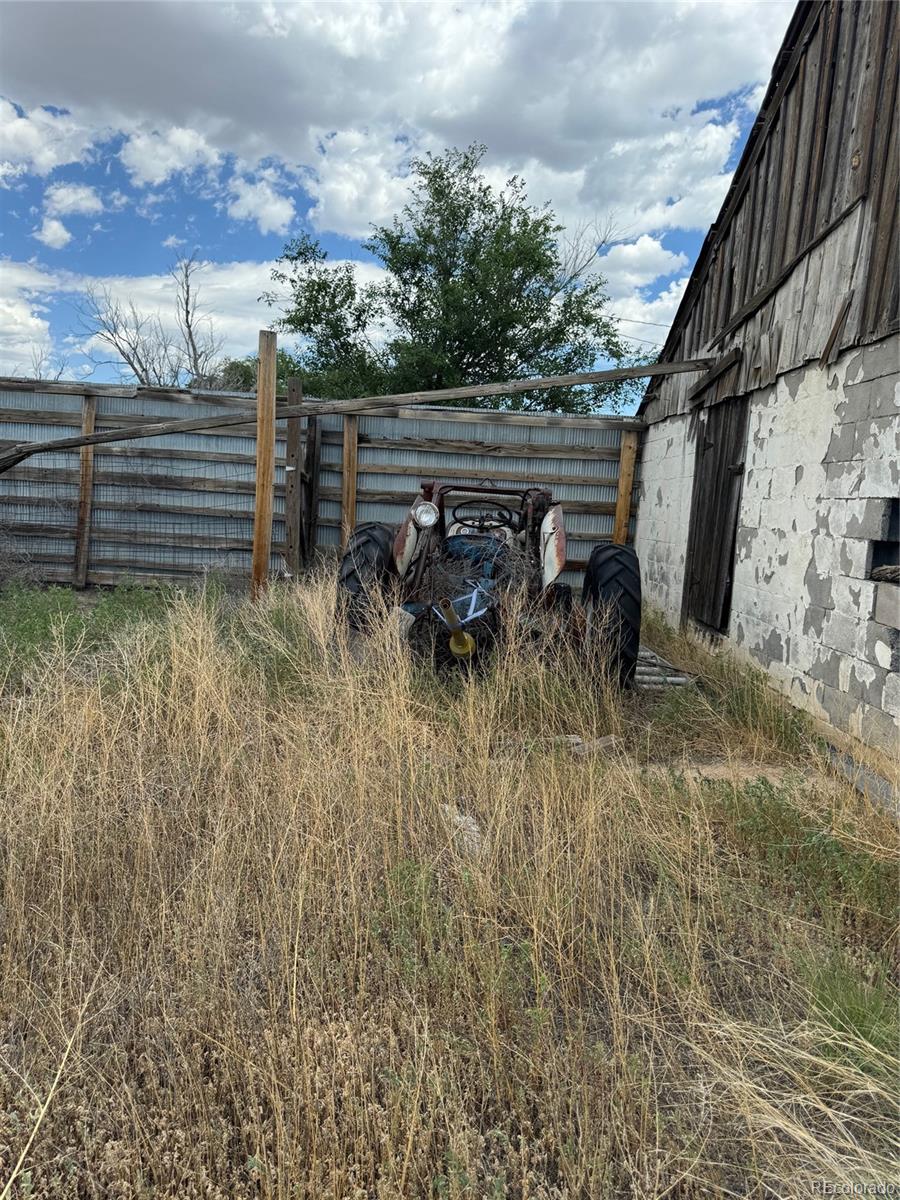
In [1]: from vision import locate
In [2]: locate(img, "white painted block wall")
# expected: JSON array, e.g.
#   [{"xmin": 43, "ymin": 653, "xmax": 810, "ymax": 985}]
[
  {"xmin": 633, "ymin": 414, "xmax": 694, "ymax": 622},
  {"xmin": 634, "ymin": 335, "xmax": 899, "ymax": 750}
]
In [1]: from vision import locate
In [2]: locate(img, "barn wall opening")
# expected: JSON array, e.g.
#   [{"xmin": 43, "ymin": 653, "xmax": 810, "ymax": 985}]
[{"xmin": 682, "ymin": 397, "xmax": 750, "ymax": 634}]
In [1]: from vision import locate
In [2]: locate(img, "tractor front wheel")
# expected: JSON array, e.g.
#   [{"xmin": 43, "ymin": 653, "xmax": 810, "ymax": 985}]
[
  {"xmin": 581, "ymin": 543, "xmax": 641, "ymax": 686},
  {"xmin": 337, "ymin": 522, "xmax": 396, "ymax": 630}
]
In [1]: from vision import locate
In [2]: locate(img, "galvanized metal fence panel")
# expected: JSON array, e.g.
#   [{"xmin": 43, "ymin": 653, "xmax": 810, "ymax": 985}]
[{"xmin": 0, "ymin": 383, "xmax": 638, "ymax": 589}]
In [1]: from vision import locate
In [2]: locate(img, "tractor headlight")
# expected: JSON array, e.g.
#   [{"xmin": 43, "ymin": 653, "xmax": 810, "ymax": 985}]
[{"xmin": 413, "ymin": 501, "xmax": 439, "ymax": 529}]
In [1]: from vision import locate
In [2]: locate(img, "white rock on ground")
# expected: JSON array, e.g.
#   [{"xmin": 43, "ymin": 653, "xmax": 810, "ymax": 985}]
[{"xmin": 441, "ymin": 803, "xmax": 483, "ymax": 859}]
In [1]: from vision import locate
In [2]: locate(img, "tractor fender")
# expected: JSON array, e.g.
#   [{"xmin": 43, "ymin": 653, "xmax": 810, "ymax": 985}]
[
  {"xmin": 393, "ymin": 511, "xmax": 419, "ymax": 576},
  {"xmin": 540, "ymin": 503, "xmax": 566, "ymax": 588}
]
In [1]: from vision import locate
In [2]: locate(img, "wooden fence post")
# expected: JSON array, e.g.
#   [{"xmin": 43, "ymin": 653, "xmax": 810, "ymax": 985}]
[
  {"xmin": 302, "ymin": 404, "xmax": 322, "ymax": 564},
  {"xmin": 251, "ymin": 330, "xmax": 277, "ymax": 599},
  {"xmin": 612, "ymin": 429, "xmax": 639, "ymax": 545},
  {"xmin": 340, "ymin": 413, "xmax": 358, "ymax": 550},
  {"xmin": 72, "ymin": 393, "xmax": 97, "ymax": 588},
  {"xmin": 284, "ymin": 377, "xmax": 304, "ymax": 578}
]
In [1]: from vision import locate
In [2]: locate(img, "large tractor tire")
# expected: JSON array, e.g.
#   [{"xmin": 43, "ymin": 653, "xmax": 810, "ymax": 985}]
[
  {"xmin": 581, "ymin": 543, "xmax": 641, "ymax": 686},
  {"xmin": 337, "ymin": 522, "xmax": 396, "ymax": 630}
]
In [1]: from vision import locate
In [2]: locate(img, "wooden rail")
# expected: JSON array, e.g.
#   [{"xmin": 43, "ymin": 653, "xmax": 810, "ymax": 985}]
[{"xmin": 0, "ymin": 357, "xmax": 714, "ymax": 476}]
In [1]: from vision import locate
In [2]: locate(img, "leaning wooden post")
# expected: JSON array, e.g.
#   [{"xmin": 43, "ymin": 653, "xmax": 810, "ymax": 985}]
[
  {"xmin": 340, "ymin": 413, "xmax": 359, "ymax": 551},
  {"xmin": 251, "ymin": 330, "xmax": 277, "ymax": 599},
  {"xmin": 72, "ymin": 392, "xmax": 97, "ymax": 588},
  {"xmin": 612, "ymin": 429, "xmax": 639, "ymax": 545},
  {"xmin": 284, "ymin": 377, "xmax": 304, "ymax": 578}
]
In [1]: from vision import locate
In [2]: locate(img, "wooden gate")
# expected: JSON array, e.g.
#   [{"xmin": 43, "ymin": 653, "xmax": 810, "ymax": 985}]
[{"xmin": 683, "ymin": 397, "xmax": 750, "ymax": 632}]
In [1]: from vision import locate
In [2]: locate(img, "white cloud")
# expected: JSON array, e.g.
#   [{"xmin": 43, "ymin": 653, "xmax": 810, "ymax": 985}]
[
  {"xmin": 120, "ymin": 126, "xmax": 221, "ymax": 187},
  {"xmin": 0, "ymin": 98, "xmax": 97, "ymax": 177},
  {"xmin": 0, "ymin": 255, "xmax": 389, "ymax": 375},
  {"xmin": 1, "ymin": 1, "xmax": 793, "ymax": 240},
  {"xmin": 581, "ymin": 117, "xmax": 741, "ymax": 236},
  {"xmin": 0, "ymin": 1, "xmax": 797, "ymax": 365},
  {"xmin": 32, "ymin": 216, "xmax": 72, "ymax": 249},
  {"xmin": 44, "ymin": 181, "xmax": 103, "ymax": 216},
  {"xmin": 744, "ymin": 82, "xmax": 768, "ymax": 117},
  {"xmin": 162, "ymin": 234, "xmax": 186, "ymax": 249},
  {"xmin": 0, "ymin": 259, "xmax": 66, "ymax": 370},
  {"xmin": 306, "ymin": 129, "xmax": 411, "ymax": 238},
  {"xmin": 609, "ymin": 276, "xmax": 690, "ymax": 347},
  {"xmin": 596, "ymin": 235, "xmax": 688, "ymax": 300},
  {"xmin": 227, "ymin": 175, "xmax": 295, "ymax": 235},
  {"xmin": 0, "ymin": 162, "xmax": 27, "ymax": 188}
]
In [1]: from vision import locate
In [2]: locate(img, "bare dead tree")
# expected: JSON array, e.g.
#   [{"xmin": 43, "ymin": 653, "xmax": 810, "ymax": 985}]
[
  {"xmin": 0, "ymin": 346, "xmax": 71, "ymax": 381},
  {"xmin": 77, "ymin": 255, "xmax": 224, "ymax": 387},
  {"xmin": 29, "ymin": 345, "xmax": 70, "ymax": 381},
  {"xmin": 172, "ymin": 254, "xmax": 224, "ymax": 387},
  {"xmin": 78, "ymin": 286, "xmax": 183, "ymax": 385},
  {"xmin": 554, "ymin": 216, "xmax": 623, "ymax": 293}
]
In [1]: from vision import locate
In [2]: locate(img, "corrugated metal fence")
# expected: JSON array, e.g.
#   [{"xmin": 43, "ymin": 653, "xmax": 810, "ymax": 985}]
[{"xmin": 0, "ymin": 379, "xmax": 640, "ymax": 589}]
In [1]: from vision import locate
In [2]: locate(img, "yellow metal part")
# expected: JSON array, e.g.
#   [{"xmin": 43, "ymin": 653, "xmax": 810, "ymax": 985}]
[
  {"xmin": 449, "ymin": 629, "xmax": 476, "ymax": 658},
  {"xmin": 437, "ymin": 597, "xmax": 476, "ymax": 659}
]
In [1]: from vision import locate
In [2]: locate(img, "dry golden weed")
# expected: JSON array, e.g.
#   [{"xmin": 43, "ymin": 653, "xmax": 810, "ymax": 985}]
[{"xmin": 0, "ymin": 575, "xmax": 896, "ymax": 1198}]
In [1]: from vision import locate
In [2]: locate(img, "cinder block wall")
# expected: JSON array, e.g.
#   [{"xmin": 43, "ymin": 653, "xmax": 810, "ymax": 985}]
[
  {"xmin": 633, "ymin": 415, "xmax": 695, "ymax": 620},
  {"xmin": 635, "ymin": 334, "xmax": 899, "ymax": 750}
]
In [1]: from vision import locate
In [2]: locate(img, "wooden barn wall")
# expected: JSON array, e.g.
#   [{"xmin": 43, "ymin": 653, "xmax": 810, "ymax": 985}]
[{"xmin": 643, "ymin": 0, "xmax": 898, "ymax": 423}]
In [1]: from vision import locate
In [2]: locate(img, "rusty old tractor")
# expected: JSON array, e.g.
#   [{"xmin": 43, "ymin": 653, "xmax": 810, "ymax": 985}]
[{"xmin": 336, "ymin": 480, "xmax": 642, "ymax": 684}]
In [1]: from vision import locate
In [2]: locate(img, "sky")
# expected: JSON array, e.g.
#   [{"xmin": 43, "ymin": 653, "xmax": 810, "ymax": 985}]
[{"xmin": 0, "ymin": 0, "xmax": 794, "ymax": 385}]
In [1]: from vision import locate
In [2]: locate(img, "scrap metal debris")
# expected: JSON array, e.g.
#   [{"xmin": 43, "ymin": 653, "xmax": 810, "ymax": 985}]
[{"xmin": 634, "ymin": 647, "xmax": 693, "ymax": 690}]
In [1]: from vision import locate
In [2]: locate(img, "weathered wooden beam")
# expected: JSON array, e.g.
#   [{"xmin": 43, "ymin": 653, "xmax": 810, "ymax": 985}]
[
  {"xmin": 94, "ymin": 444, "xmax": 286, "ymax": 466},
  {"xmin": 386, "ymin": 406, "xmax": 647, "ymax": 431},
  {"xmin": 0, "ymin": 377, "xmax": 261, "ymax": 408},
  {"xmin": 1, "ymin": 459, "xmax": 631, "ymax": 498},
  {"xmin": 353, "ymin": 432, "xmax": 623, "ymax": 461},
  {"xmin": 612, "ymin": 431, "xmax": 639, "ymax": 545},
  {"xmin": 349, "ymin": 461, "xmax": 625, "ymax": 488},
  {"xmin": 686, "ymin": 347, "xmax": 744, "ymax": 407},
  {"xmin": 0, "ymin": 485, "xmax": 633, "ymax": 521},
  {"xmin": 0, "ymin": 358, "xmax": 714, "ymax": 476},
  {"xmin": 4, "ymin": 521, "xmax": 279, "ymax": 551},
  {"xmin": 72, "ymin": 394, "xmax": 97, "ymax": 588},
  {"xmin": 340, "ymin": 414, "xmax": 359, "ymax": 550},
  {"xmin": 251, "ymin": 331, "xmax": 277, "ymax": 599}
]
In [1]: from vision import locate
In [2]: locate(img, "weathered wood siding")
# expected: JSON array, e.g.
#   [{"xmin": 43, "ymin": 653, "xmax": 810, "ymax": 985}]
[{"xmin": 642, "ymin": 0, "xmax": 898, "ymax": 422}]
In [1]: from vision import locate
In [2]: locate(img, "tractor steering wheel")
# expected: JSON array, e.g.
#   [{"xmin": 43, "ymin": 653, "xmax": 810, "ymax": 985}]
[{"xmin": 451, "ymin": 498, "xmax": 516, "ymax": 533}]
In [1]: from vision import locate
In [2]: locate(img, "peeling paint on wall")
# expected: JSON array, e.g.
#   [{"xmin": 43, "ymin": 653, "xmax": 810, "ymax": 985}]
[{"xmin": 634, "ymin": 334, "xmax": 900, "ymax": 751}]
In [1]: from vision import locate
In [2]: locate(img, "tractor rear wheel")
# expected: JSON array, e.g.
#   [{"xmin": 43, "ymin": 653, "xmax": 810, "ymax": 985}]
[
  {"xmin": 337, "ymin": 522, "xmax": 396, "ymax": 630},
  {"xmin": 581, "ymin": 544, "xmax": 641, "ymax": 686}
]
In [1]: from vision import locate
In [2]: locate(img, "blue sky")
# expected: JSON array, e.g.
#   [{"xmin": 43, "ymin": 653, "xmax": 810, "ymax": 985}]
[{"xmin": 0, "ymin": 1, "xmax": 793, "ymax": 385}]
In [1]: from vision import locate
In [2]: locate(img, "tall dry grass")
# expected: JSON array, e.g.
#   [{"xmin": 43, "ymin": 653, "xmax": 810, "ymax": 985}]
[{"xmin": 0, "ymin": 574, "xmax": 897, "ymax": 1198}]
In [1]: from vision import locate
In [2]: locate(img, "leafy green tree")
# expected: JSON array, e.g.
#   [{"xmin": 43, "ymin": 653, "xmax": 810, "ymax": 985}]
[
  {"xmin": 267, "ymin": 145, "xmax": 646, "ymax": 413},
  {"xmin": 215, "ymin": 348, "xmax": 302, "ymax": 395}
]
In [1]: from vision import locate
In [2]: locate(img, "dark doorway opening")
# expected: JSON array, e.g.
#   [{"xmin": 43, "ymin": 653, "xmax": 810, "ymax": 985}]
[{"xmin": 683, "ymin": 397, "xmax": 751, "ymax": 633}]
